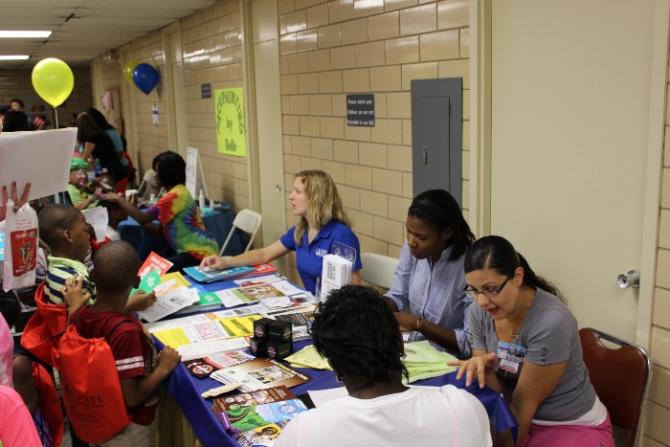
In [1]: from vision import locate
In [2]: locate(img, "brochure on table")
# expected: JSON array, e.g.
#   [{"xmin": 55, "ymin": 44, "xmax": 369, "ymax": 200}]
[
  {"xmin": 183, "ymin": 263, "xmax": 277, "ymax": 283},
  {"xmin": 144, "ymin": 272, "xmax": 316, "ymax": 360},
  {"xmin": 210, "ymin": 358, "xmax": 309, "ymax": 392}
]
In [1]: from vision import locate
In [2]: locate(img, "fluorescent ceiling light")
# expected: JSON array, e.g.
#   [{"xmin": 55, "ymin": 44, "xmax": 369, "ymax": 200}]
[
  {"xmin": 0, "ymin": 30, "xmax": 52, "ymax": 38},
  {"xmin": 0, "ymin": 55, "xmax": 30, "ymax": 60}
]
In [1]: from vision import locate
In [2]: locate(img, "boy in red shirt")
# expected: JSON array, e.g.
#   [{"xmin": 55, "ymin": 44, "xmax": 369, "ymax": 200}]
[{"xmin": 68, "ymin": 241, "xmax": 180, "ymax": 445}]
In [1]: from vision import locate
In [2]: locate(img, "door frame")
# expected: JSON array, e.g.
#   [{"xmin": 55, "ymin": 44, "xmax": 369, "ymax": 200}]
[
  {"xmin": 162, "ymin": 22, "xmax": 188, "ymax": 156},
  {"xmin": 468, "ymin": 0, "xmax": 669, "ymax": 349}
]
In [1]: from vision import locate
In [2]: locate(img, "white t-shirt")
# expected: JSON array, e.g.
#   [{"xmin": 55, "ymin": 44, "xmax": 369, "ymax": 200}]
[{"xmin": 274, "ymin": 385, "xmax": 492, "ymax": 447}]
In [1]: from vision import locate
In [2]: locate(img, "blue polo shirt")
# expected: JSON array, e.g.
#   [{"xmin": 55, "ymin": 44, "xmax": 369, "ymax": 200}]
[{"xmin": 279, "ymin": 220, "xmax": 362, "ymax": 294}]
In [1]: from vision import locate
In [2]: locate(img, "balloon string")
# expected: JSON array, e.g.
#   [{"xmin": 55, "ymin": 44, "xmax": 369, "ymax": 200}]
[{"xmin": 54, "ymin": 107, "xmax": 59, "ymax": 129}]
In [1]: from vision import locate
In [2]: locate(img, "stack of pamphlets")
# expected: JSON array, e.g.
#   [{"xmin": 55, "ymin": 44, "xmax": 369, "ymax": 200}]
[
  {"xmin": 320, "ymin": 254, "xmax": 352, "ymax": 301},
  {"xmin": 402, "ymin": 340, "xmax": 459, "ymax": 383},
  {"xmin": 210, "ymin": 386, "xmax": 306, "ymax": 446},
  {"xmin": 145, "ymin": 304, "xmax": 265, "ymax": 360}
]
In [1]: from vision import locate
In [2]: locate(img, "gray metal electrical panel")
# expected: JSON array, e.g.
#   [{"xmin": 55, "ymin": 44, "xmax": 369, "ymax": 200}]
[{"xmin": 410, "ymin": 78, "xmax": 463, "ymax": 205}]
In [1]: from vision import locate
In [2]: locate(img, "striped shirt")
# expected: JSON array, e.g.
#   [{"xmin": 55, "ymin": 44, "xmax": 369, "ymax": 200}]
[{"xmin": 45, "ymin": 255, "xmax": 95, "ymax": 304}]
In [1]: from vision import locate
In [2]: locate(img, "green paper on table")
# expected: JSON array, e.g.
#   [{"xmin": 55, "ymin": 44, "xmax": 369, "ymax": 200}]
[
  {"xmin": 132, "ymin": 269, "xmax": 161, "ymax": 294},
  {"xmin": 198, "ymin": 291, "xmax": 221, "ymax": 305},
  {"xmin": 402, "ymin": 340, "xmax": 458, "ymax": 383},
  {"xmin": 285, "ymin": 345, "xmax": 332, "ymax": 370}
]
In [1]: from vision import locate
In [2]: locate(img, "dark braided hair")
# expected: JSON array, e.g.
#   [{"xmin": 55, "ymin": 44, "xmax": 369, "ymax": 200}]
[
  {"xmin": 408, "ymin": 189, "xmax": 475, "ymax": 260},
  {"xmin": 464, "ymin": 235, "xmax": 562, "ymax": 300},
  {"xmin": 312, "ymin": 286, "xmax": 408, "ymax": 389}
]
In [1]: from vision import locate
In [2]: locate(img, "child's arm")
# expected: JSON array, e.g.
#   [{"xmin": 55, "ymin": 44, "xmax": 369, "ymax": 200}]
[
  {"xmin": 120, "ymin": 346, "xmax": 181, "ymax": 408},
  {"xmin": 126, "ymin": 291, "xmax": 157, "ymax": 312},
  {"xmin": 73, "ymin": 193, "xmax": 97, "ymax": 210}
]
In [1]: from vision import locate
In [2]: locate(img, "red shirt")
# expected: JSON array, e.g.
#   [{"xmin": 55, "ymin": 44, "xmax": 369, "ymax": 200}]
[{"xmin": 71, "ymin": 307, "xmax": 158, "ymax": 425}]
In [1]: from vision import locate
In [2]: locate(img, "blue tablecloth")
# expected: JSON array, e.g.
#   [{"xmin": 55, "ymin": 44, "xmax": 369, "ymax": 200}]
[
  {"xmin": 158, "ymin": 279, "xmax": 517, "ymax": 447},
  {"xmin": 118, "ymin": 205, "xmax": 244, "ymax": 258}
]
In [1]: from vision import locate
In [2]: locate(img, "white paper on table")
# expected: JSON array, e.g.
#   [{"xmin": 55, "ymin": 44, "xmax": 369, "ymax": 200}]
[
  {"xmin": 308, "ymin": 387, "xmax": 348, "ymax": 407},
  {"xmin": 137, "ymin": 287, "xmax": 199, "ymax": 323},
  {"xmin": 214, "ymin": 303, "xmax": 265, "ymax": 318},
  {"xmin": 178, "ymin": 337, "xmax": 249, "ymax": 362},
  {"xmin": 81, "ymin": 207, "xmax": 109, "ymax": 241},
  {"xmin": 260, "ymin": 296, "xmax": 293, "ymax": 309},
  {"xmin": 233, "ymin": 274, "xmax": 284, "ymax": 286},
  {"xmin": 144, "ymin": 312, "xmax": 214, "ymax": 333},
  {"xmin": 0, "ymin": 128, "xmax": 77, "ymax": 201},
  {"xmin": 267, "ymin": 280, "xmax": 305, "ymax": 297},
  {"xmin": 215, "ymin": 289, "xmax": 251, "ymax": 307}
]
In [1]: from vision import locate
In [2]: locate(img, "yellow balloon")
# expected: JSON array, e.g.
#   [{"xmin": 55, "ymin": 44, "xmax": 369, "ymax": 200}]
[
  {"xmin": 31, "ymin": 58, "xmax": 74, "ymax": 108},
  {"xmin": 123, "ymin": 59, "xmax": 139, "ymax": 85}
]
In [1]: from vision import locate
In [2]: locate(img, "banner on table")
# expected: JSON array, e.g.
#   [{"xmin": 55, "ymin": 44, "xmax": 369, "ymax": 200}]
[{"xmin": 215, "ymin": 87, "xmax": 246, "ymax": 157}]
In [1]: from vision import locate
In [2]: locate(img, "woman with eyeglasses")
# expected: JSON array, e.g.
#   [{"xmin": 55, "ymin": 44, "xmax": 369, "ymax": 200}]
[
  {"xmin": 451, "ymin": 236, "xmax": 613, "ymax": 447},
  {"xmin": 384, "ymin": 189, "xmax": 475, "ymax": 356}
]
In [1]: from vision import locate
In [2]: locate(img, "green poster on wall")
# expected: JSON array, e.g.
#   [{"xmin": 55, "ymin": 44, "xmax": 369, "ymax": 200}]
[{"xmin": 215, "ymin": 87, "xmax": 246, "ymax": 157}]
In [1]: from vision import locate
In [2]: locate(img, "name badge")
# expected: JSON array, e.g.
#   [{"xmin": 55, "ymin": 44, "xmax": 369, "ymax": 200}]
[
  {"xmin": 315, "ymin": 248, "xmax": 328, "ymax": 257},
  {"xmin": 496, "ymin": 340, "xmax": 527, "ymax": 376}
]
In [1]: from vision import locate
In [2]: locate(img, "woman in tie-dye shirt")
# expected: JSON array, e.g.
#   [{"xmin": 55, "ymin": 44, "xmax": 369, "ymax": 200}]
[{"xmin": 104, "ymin": 151, "xmax": 218, "ymax": 271}]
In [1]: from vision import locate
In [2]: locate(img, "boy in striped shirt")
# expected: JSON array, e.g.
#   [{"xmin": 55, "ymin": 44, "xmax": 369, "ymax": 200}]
[
  {"xmin": 38, "ymin": 204, "xmax": 155, "ymax": 311},
  {"xmin": 69, "ymin": 241, "xmax": 180, "ymax": 444},
  {"xmin": 38, "ymin": 205, "xmax": 95, "ymax": 305}
]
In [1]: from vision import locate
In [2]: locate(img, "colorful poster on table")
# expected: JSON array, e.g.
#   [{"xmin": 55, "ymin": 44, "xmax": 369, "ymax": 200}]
[{"xmin": 215, "ymin": 87, "xmax": 247, "ymax": 157}]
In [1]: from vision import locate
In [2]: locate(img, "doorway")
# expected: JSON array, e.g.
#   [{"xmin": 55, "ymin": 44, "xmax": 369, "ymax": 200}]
[{"xmin": 474, "ymin": 0, "xmax": 666, "ymax": 344}]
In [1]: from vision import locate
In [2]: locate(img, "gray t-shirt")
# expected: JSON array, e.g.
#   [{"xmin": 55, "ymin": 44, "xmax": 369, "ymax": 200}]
[{"xmin": 468, "ymin": 288, "xmax": 596, "ymax": 421}]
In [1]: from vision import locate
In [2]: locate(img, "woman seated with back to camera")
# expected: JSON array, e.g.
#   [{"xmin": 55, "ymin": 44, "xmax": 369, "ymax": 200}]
[
  {"xmin": 274, "ymin": 285, "xmax": 492, "ymax": 447},
  {"xmin": 452, "ymin": 236, "xmax": 614, "ymax": 447},
  {"xmin": 384, "ymin": 189, "xmax": 475, "ymax": 357}
]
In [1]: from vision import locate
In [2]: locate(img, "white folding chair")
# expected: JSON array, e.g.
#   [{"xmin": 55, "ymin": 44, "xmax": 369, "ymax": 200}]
[
  {"xmin": 219, "ymin": 209, "xmax": 262, "ymax": 255},
  {"xmin": 360, "ymin": 252, "xmax": 398, "ymax": 289}
]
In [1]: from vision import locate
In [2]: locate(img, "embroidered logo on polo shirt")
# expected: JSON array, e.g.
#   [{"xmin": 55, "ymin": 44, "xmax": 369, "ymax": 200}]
[{"xmin": 315, "ymin": 248, "xmax": 328, "ymax": 257}]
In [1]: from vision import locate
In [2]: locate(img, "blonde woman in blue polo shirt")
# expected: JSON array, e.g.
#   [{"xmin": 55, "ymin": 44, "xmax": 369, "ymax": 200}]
[{"xmin": 201, "ymin": 170, "xmax": 362, "ymax": 293}]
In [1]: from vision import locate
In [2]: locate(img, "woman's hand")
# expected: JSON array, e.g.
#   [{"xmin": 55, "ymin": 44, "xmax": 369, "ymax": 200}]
[
  {"xmin": 394, "ymin": 311, "xmax": 421, "ymax": 332},
  {"xmin": 199, "ymin": 255, "xmax": 231, "ymax": 270},
  {"xmin": 0, "ymin": 182, "xmax": 31, "ymax": 221},
  {"xmin": 449, "ymin": 352, "xmax": 498, "ymax": 388}
]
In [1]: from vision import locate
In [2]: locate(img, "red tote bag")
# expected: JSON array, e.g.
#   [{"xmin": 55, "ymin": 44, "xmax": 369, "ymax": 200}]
[
  {"xmin": 54, "ymin": 325, "xmax": 131, "ymax": 443},
  {"xmin": 21, "ymin": 283, "xmax": 67, "ymax": 366}
]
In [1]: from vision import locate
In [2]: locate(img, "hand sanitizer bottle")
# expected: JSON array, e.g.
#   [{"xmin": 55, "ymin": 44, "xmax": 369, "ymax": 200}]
[{"xmin": 198, "ymin": 190, "xmax": 206, "ymax": 209}]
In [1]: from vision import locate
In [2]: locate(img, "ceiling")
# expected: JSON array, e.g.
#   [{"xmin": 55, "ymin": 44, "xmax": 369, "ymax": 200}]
[{"xmin": 0, "ymin": 0, "xmax": 217, "ymax": 68}]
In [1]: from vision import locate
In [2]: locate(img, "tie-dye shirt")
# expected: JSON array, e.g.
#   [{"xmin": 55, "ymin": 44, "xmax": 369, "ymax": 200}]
[{"xmin": 147, "ymin": 184, "xmax": 218, "ymax": 260}]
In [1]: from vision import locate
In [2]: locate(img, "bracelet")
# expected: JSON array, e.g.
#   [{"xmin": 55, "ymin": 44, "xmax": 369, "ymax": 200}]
[{"xmin": 416, "ymin": 317, "xmax": 423, "ymax": 332}]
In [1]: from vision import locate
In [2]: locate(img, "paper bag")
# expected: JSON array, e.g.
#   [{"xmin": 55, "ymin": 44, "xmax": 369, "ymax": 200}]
[{"xmin": 3, "ymin": 201, "xmax": 38, "ymax": 291}]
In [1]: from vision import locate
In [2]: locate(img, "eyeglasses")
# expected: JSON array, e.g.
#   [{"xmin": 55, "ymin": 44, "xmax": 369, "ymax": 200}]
[{"xmin": 465, "ymin": 277, "xmax": 511, "ymax": 299}]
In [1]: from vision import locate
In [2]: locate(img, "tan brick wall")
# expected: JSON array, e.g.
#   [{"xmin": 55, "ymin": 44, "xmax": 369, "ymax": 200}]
[
  {"xmin": 278, "ymin": 0, "xmax": 470, "ymax": 256},
  {"xmin": 124, "ymin": 31, "xmax": 170, "ymax": 175},
  {"xmin": 647, "ymin": 66, "xmax": 670, "ymax": 445},
  {"xmin": 90, "ymin": 0, "xmax": 249, "ymax": 210},
  {"xmin": 181, "ymin": 1, "xmax": 250, "ymax": 210},
  {"xmin": 0, "ymin": 66, "xmax": 92, "ymax": 129}
]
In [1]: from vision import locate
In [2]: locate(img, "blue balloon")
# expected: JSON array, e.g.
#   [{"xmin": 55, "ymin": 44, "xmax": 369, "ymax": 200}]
[{"xmin": 132, "ymin": 63, "xmax": 160, "ymax": 95}]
